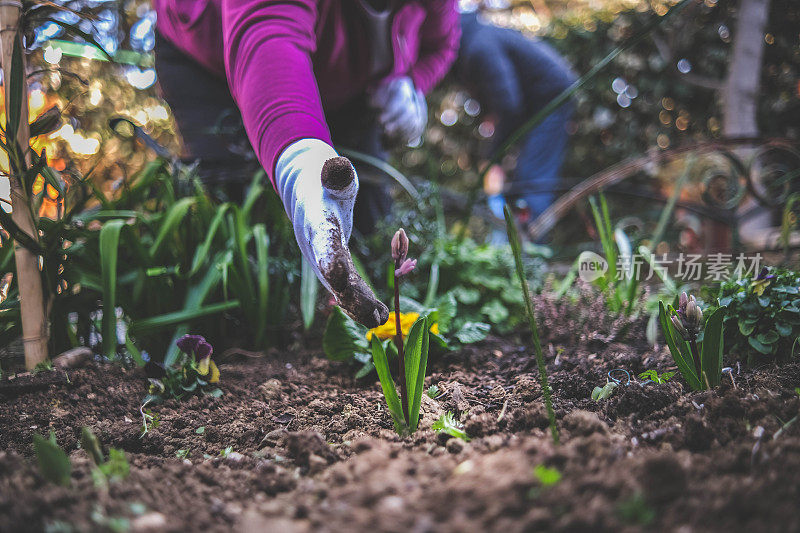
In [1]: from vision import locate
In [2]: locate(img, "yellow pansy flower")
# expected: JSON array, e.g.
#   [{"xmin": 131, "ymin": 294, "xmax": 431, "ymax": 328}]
[{"xmin": 366, "ymin": 312, "xmax": 439, "ymax": 341}]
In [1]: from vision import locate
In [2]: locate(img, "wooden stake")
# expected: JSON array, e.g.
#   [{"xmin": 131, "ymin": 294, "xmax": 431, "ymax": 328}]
[{"xmin": 0, "ymin": 0, "xmax": 49, "ymax": 368}]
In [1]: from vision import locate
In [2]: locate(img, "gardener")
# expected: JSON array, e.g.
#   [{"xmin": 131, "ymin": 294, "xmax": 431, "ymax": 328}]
[
  {"xmin": 152, "ymin": 0, "xmax": 460, "ymax": 328},
  {"xmin": 456, "ymin": 10, "xmax": 576, "ymax": 234}
]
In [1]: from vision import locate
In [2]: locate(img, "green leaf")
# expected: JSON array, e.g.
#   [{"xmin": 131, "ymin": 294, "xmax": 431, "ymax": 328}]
[
  {"xmin": 748, "ymin": 336, "xmax": 772, "ymax": 355},
  {"xmin": 300, "ymin": 258, "xmax": 318, "ymax": 331},
  {"xmin": 98, "ymin": 448, "xmax": 129, "ymax": 481},
  {"xmin": 533, "ymin": 464, "xmax": 561, "ymax": 487},
  {"xmin": 252, "ymin": 224, "xmax": 270, "ymax": 346},
  {"xmin": 405, "ymin": 317, "xmax": 430, "ymax": 432},
  {"xmin": 776, "ymin": 322, "xmax": 793, "ymax": 337},
  {"xmin": 322, "ymin": 306, "xmax": 368, "ymax": 361},
  {"xmin": 658, "ymin": 302, "xmax": 702, "ymax": 390},
  {"xmin": 371, "ymin": 336, "xmax": 406, "ymax": 431},
  {"xmin": 591, "ymin": 382, "xmax": 617, "ymax": 401},
  {"xmin": 149, "ymin": 197, "xmax": 195, "ymax": 258},
  {"xmin": 453, "ymin": 286, "xmax": 480, "ymax": 305},
  {"xmin": 33, "ymin": 432, "xmax": 71, "ymax": 487},
  {"xmin": 434, "ymin": 292, "xmax": 457, "ymax": 333},
  {"xmin": 700, "ymin": 307, "xmax": 725, "ymax": 387},
  {"xmin": 100, "ymin": 220, "xmax": 125, "ymax": 359},
  {"xmin": 454, "ymin": 321, "xmax": 490, "ymax": 344},
  {"xmin": 5, "ymin": 36, "xmax": 24, "ymax": 143},
  {"xmin": 756, "ymin": 331, "xmax": 779, "ymax": 345},
  {"xmin": 129, "ymin": 300, "xmax": 239, "ymax": 335},
  {"xmin": 481, "ymin": 299, "xmax": 509, "ymax": 325},
  {"xmin": 188, "ymin": 203, "xmax": 230, "ymax": 277},
  {"xmin": 738, "ymin": 321, "xmax": 756, "ymax": 336}
]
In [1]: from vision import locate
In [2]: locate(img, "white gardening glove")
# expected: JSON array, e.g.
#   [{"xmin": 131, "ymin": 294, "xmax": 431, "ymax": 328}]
[
  {"xmin": 275, "ymin": 139, "xmax": 390, "ymax": 328},
  {"xmin": 370, "ymin": 76, "xmax": 427, "ymax": 145}
]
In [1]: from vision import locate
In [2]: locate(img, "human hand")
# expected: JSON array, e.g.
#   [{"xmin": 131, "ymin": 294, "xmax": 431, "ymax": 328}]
[
  {"xmin": 370, "ymin": 76, "xmax": 427, "ymax": 145},
  {"xmin": 275, "ymin": 139, "xmax": 390, "ymax": 328}
]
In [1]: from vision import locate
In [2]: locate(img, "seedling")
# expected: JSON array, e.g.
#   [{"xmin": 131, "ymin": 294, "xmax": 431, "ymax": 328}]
[
  {"xmin": 591, "ymin": 381, "xmax": 618, "ymax": 401},
  {"xmin": 175, "ymin": 449, "xmax": 190, "ymax": 459},
  {"xmin": 139, "ymin": 399, "xmax": 160, "ymax": 437},
  {"xmin": 659, "ymin": 293, "xmax": 725, "ymax": 390},
  {"xmin": 371, "ymin": 229, "xmax": 431, "ymax": 435},
  {"xmin": 533, "ymin": 464, "xmax": 562, "ymax": 487},
  {"xmin": 637, "ymin": 369, "xmax": 675, "ymax": 384},
  {"xmin": 143, "ymin": 334, "xmax": 221, "ymax": 402},
  {"xmin": 432, "ymin": 412, "xmax": 469, "ymax": 442},
  {"xmin": 32, "ymin": 431, "xmax": 71, "ymax": 487},
  {"xmin": 32, "ymin": 360, "xmax": 54, "ymax": 375},
  {"xmin": 426, "ymin": 385, "xmax": 441, "ymax": 399},
  {"xmin": 504, "ymin": 205, "xmax": 559, "ymax": 444},
  {"xmin": 81, "ymin": 427, "xmax": 129, "ymax": 487},
  {"xmin": 219, "ymin": 446, "xmax": 233, "ymax": 458}
]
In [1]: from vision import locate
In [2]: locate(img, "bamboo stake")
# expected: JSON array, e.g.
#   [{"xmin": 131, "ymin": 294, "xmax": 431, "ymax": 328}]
[{"xmin": 0, "ymin": 0, "xmax": 49, "ymax": 368}]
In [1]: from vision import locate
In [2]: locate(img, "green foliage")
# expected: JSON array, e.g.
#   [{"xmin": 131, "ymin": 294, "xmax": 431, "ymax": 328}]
[
  {"xmin": 426, "ymin": 384, "xmax": 440, "ymax": 399},
  {"xmin": 658, "ymin": 300, "xmax": 724, "ymax": 390},
  {"xmin": 591, "ymin": 381, "xmax": 618, "ymax": 401},
  {"xmin": 586, "ymin": 193, "xmax": 639, "ymax": 315},
  {"xmin": 616, "ymin": 493, "xmax": 656, "ymax": 526},
  {"xmin": 413, "ymin": 237, "xmax": 548, "ymax": 335},
  {"xmin": 533, "ymin": 464, "xmax": 562, "ymax": 487},
  {"xmin": 637, "ymin": 369, "xmax": 676, "ymax": 384},
  {"xmin": 505, "ymin": 205, "xmax": 559, "ymax": 444},
  {"xmin": 32, "ymin": 431, "xmax": 71, "ymax": 487},
  {"xmin": 32, "ymin": 360, "xmax": 54, "ymax": 374},
  {"xmin": 371, "ymin": 315, "xmax": 430, "ymax": 435},
  {"xmin": 707, "ymin": 269, "xmax": 800, "ymax": 363},
  {"xmin": 432, "ymin": 412, "xmax": 469, "ymax": 442},
  {"xmin": 0, "ymin": 160, "xmax": 300, "ymax": 361}
]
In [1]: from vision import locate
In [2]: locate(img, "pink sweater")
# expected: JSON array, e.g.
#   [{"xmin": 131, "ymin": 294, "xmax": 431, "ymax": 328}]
[{"xmin": 153, "ymin": 0, "xmax": 460, "ymax": 183}]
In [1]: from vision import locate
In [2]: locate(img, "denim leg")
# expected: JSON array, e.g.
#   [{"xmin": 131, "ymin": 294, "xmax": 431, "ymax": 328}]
[{"xmin": 513, "ymin": 102, "xmax": 572, "ymax": 219}]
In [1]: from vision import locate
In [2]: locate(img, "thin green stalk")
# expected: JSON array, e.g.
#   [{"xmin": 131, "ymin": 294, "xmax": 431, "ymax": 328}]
[
  {"xmin": 456, "ymin": 0, "xmax": 692, "ymax": 241},
  {"xmin": 393, "ymin": 267, "xmax": 409, "ymax": 425},
  {"xmin": 504, "ymin": 205, "xmax": 558, "ymax": 444}
]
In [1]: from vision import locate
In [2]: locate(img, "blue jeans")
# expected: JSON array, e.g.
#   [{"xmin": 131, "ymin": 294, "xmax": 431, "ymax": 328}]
[{"xmin": 458, "ymin": 12, "xmax": 576, "ymax": 220}]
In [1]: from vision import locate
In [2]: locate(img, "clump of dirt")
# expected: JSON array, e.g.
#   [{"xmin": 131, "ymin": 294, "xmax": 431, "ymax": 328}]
[{"xmin": 1, "ymin": 301, "xmax": 799, "ymax": 532}]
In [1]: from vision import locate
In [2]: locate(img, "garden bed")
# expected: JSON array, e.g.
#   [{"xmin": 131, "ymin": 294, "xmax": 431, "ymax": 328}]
[{"xmin": 1, "ymin": 295, "xmax": 799, "ymax": 532}]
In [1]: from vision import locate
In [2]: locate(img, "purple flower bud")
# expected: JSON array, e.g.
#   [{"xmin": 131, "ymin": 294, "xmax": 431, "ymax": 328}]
[
  {"xmin": 678, "ymin": 292, "xmax": 688, "ymax": 315},
  {"xmin": 671, "ymin": 314, "xmax": 690, "ymax": 340},
  {"xmin": 395, "ymin": 258, "xmax": 417, "ymax": 278},
  {"xmin": 391, "ymin": 228, "xmax": 409, "ymax": 262}
]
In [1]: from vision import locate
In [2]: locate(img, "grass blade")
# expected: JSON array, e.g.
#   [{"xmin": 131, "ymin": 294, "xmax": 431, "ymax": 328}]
[
  {"xmin": 253, "ymin": 224, "xmax": 270, "ymax": 345},
  {"xmin": 300, "ymin": 258, "xmax": 318, "ymax": 331},
  {"xmin": 100, "ymin": 220, "xmax": 124, "ymax": 359},
  {"xmin": 371, "ymin": 336, "xmax": 406, "ymax": 431},
  {"xmin": 408, "ymin": 317, "xmax": 430, "ymax": 432},
  {"xmin": 149, "ymin": 197, "xmax": 195, "ymax": 259},
  {"xmin": 700, "ymin": 307, "xmax": 725, "ymax": 387},
  {"xmin": 504, "ymin": 204, "xmax": 558, "ymax": 444},
  {"xmin": 130, "ymin": 300, "xmax": 240, "ymax": 335}
]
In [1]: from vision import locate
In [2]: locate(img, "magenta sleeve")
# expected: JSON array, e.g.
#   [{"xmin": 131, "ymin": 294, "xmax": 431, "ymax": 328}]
[
  {"xmin": 220, "ymin": 0, "xmax": 333, "ymax": 186},
  {"xmin": 409, "ymin": 0, "xmax": 461, "ymax": 94}
]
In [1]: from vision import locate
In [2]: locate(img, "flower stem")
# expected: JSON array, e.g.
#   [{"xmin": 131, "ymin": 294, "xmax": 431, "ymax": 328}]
[
  {"xmin": 394, "ymin": 263, "xmax": 409, "ymax": 426},
  {"xmin": 689, "ymin": 337, "xmax": 701, "ymax": 383}
]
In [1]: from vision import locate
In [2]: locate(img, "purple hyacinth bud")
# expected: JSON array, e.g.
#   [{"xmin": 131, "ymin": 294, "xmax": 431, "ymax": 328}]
[
  {"xmin": 671, "ymin": 314, "xmax": 690, "ymax": 340},
  {"xmin": 395, "ymin": 258, "xmax": 417, "ymax": 278},
  {"xmin": 391, "ymin": 228, "xmax": 409, "ymax": 262},
  {"xmin": 678, "ymin": 292, "xmax": 689, "ymax": 316}
]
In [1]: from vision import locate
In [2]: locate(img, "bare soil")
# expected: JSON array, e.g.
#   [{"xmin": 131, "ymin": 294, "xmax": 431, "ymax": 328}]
[{"xmin": 1, "ymin": 294, "xmax": 799, "ymax": 532}]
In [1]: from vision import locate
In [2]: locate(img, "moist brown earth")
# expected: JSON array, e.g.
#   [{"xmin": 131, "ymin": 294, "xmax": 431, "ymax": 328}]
[{"xmin": 1, "ymin": 294, "xmax": 799, "ymax": 532}]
